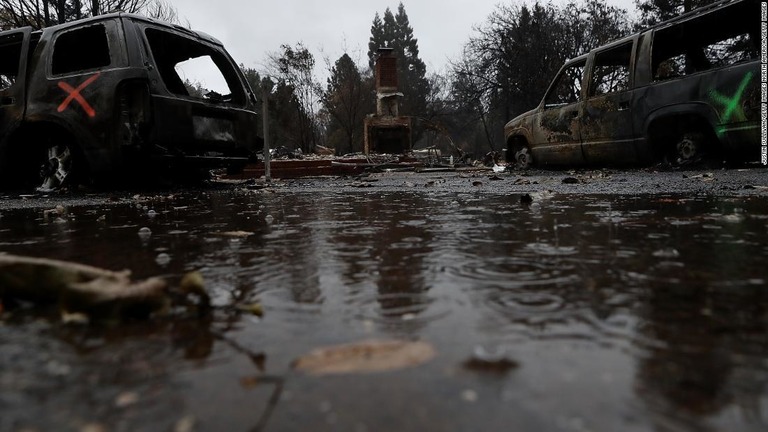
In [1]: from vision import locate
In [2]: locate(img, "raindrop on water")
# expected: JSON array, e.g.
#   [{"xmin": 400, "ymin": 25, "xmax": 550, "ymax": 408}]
[
  {"xmin": 472, "ymin": 345, "xmax": 507, "ymax": 363},
  {"xmin": 461, "ymin": 389, "xmax": 478, "ymax": 402},
  {"xmin": 155, "ymin": 253, "xmax": 171, "ymax": 267},
  {"xmin": 652, "ymin": 247, "xmax": 680, "ymax": 258},
  {"xmin": 138, "ymin": 227, "xmax": 152, "ymax": 241}
]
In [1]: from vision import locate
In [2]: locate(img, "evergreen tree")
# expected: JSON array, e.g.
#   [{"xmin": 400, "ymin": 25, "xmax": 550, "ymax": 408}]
[
  {"xmin": 367, "ymin": 12, "xmax": 389, "ymax": 62},
  {"xmin": 323, "ymin": 54, "xmax": 372, "ymax": 155},
  {"xmin": 239, "ymin": 65, "xmax": 275, "ymax": 147},
  {"xmin": 366, "ymin": 2, "xmax": 430, "ymax": 122}
]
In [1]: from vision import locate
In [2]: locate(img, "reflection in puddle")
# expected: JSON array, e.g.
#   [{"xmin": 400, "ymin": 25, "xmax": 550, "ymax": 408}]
[{"xmin": 1, "ymin": 191, "xmax": 767, "ymax": 431}]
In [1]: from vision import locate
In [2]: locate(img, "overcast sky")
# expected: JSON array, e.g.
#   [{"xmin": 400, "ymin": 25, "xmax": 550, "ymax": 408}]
[{"xmin": 170, "ymin": 0, "xmax": 637, "ymax": 77}]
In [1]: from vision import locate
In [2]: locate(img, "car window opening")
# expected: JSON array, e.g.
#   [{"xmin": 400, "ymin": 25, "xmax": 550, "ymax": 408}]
[
  {"xmin": 652, "ymin": 8, "xmax": 758, "ymax": 81},
  {"xmin": 52, "ymin": 24, "xmax": 111, "ymax": 75},
  {"xmin": 591, "ymin": 43, "xmax": 632, "ymax": 96},
  {"xmin": 144, "ymin": 28, "xmax": 242, "ymax": 105},
  {"xmin": 0, "ymin": 33, "xmax": 23, "ymax": 90},
  {"xmin": 545, "ymin": 61, "xmax": 585, "ymax": 106},
  {"xmin": 176, "ymin": 55, "xmax": 231, "ymax": 101}
]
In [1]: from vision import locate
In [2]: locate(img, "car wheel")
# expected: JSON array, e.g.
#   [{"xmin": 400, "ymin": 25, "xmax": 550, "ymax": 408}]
[
  {"xmin": 673, "ymin": 132, "xmax": 705, "ymax": 166},
  {"xmin": 514, "ymin": 145, "xmax": 533, "ymax": 169},
  {"xmin": 36, "ymin": 142, "xmax": 76, "ymax": 192}
]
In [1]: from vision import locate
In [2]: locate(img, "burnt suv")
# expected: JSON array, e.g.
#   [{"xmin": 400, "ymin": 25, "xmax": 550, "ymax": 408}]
[
  {"xmin": 504, "ymin": 0, "xmax": 761, "ymax": 168},
  {"xmin": 0, "ymin": 13, "xmax": 260, "ymax": 191}
]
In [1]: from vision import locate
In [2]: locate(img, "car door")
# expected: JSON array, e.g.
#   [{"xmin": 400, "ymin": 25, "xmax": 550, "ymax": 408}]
[
  {"xmin": 24, "ymin": 19, "xmax": 131, "ymax": 165},
  {"xmin": 0, "ymin": 28, "xmax": 30, "ymax": 143},
  {"xmin": 137, "ymin": 23, "xmax": 256, "ymax": 161},
  {"xmin": 531, "ymin": 59, "xmax": 586, "ymax": 165},
  {"xmin": 581, "ymin": 41, "xmax": 639, "ymax": 164}
]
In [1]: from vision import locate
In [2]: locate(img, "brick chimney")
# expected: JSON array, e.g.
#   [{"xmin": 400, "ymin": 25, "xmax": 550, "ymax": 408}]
[
  {"xmin": 374, "ymin": 47, "xmax": 401, "ymax": 117},
  {"xmin": 375, "ymin": 47, "xmax": 398, "ymax": 91}
]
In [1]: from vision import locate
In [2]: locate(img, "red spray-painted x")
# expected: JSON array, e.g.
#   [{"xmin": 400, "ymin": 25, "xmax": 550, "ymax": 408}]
[{"xmin": 57, "ymin": 72, "xmax": 101, "ymax": 118}]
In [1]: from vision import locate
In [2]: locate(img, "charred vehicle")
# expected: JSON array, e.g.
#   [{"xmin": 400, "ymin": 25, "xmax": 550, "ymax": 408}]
[
  {"xmin": 504, "ymin": 0, "xmax": 760, "ymax": 168},
  {"xmin": 0, "ymin": 13, "xmax": 260, "ymax": 191}
]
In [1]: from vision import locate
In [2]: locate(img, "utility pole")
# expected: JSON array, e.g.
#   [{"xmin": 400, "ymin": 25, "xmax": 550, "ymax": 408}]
[{"xmin": 262, "ymin": 85, "xmax": 271, "ymax": 183}]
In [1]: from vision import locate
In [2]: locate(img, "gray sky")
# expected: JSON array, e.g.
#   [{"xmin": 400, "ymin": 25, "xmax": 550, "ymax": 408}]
[{"xmin": 171, "ymin": 0, "xmax": 637, "ymax": 76}]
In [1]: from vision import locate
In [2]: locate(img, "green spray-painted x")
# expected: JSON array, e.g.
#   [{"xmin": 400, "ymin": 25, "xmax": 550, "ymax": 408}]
[{"xmin": 709, "ymin": 71, "xmax": 753, "ymax": 136}]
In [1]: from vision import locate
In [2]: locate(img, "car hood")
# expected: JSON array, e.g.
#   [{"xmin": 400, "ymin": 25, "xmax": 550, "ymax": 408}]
[{"xmin": 504, "ymin": 107, "xmax": 536, "ymax": 132}]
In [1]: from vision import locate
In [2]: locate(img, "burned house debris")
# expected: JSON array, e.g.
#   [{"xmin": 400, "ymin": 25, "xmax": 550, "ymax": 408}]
[
  {"xmin": 364, "ymin": 48, "xmax": 413, "ymax": 155},
  {"xmin": 231, "ymin": 48, "xmax": 422, "ymax": 180}
]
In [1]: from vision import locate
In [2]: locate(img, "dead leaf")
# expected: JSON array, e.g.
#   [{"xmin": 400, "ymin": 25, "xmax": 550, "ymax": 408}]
[
  {"xmin": 43, "ymin": 206, "xmax": 66, "ymax": 218},
  {"xmin": 216, "ymin": 231, "xmax": 254, "ymax": 238},
  {"xmin": 80, "ymin": 423, "xmax": 108, "ymax": 432},
  {"xmin": 174, "ymin": 416, "xmax": 196, "ymax": 432},
  {"xmin": 114, "ymin": 391, "xmax": 139, "ymax": 408},
  {"xmin": 292, "ymin": 339, "xmax": 436, "ymax": 376},
  {"xmin": 179, "ymin": 271, "xmax": 210, "ymax": 310},
  {"xmin": 235, "ymin": 302, "xmax": 264, "ymax": 317},
  {"xmin": 240, "ymin": 376, "xmax": 261, "ymax": 389}
]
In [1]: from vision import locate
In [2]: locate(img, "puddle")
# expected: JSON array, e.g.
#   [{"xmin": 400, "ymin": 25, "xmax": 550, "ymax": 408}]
[{"xmin": 1, "ymin": 191, "xmax": 767, "ymax": 431}]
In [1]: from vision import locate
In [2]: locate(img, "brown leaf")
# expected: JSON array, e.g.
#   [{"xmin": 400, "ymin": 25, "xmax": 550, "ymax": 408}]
[
  {"xmin": 235, "ymin": 302, "xmax": 264, "ymax": 317},
  {"xmin": 293, "ymin": 339, "xmax": 436, "ymax": 376},
  {"xmin": 216, "ymin": 231, "xmax": 254, "ymax": 238}
]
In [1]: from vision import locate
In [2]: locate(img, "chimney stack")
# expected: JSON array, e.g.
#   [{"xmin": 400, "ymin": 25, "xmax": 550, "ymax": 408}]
[
  {"xmin": 375, "ymin": 47, "xmax": 398, "ymax": 91},
  {"xmin": 374, "ymin": 47, "xmax": 401, "ymax": 117},
  {"xmin": 363, "ymin": 47, "xmax": 412, "ymax": 155}
]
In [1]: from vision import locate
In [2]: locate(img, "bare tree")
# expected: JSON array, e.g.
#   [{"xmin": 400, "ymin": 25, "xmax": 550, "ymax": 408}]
[
  {"xmin": 449, "ymin": 0, "xmax": 631, "ymax": 152},
  {"xmin": 267, "ymin": 43, "xmax": 323, "ymax": 154},
  {"xmin": 634, "ymin": 0, "xmax": 719, "ymax": 27},
  {"xmin": 142, "ymin": 0, "xmax": 177, "ymax": 23},
  {"xmin": 0, "ymin": 0, "xmax": 54, "ymax": 29},
  {"xmin": 1, "ymin": 0, "xmax": 176, "ymax": 30}
]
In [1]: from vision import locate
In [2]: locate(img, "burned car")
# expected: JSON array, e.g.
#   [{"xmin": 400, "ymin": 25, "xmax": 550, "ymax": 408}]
[
  {"xmin": 0, "ymin": 13, "xmax": 260, "ymax": 191},
  {"xmin": 504, "ymin": 0, "xmax": 760, "ymax": 168}
]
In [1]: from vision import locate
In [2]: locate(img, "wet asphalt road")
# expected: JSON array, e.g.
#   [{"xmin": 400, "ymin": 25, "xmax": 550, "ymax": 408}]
[{"xmin": 1, "ymin": 165, "xmax": 767, "ymax": 210}]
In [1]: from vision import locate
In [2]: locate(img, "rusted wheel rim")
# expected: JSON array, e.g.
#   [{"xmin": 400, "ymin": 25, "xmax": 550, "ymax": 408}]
[
  {"xmin": 675, "ymin": 134, "xmax": 700, "ymax": 165},
  {"xmin": 37, "ymin": 144, "xmax": 73, "ymax": 192},
  {"xmin": 515, "ymin": 147, "xmax": 532, "ymax": 169}
]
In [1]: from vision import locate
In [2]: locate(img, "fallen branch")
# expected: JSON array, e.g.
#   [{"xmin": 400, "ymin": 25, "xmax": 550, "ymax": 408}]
[{"xmin": 0, "ymin": 254, "xmax": 168, "ymax": 320}]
